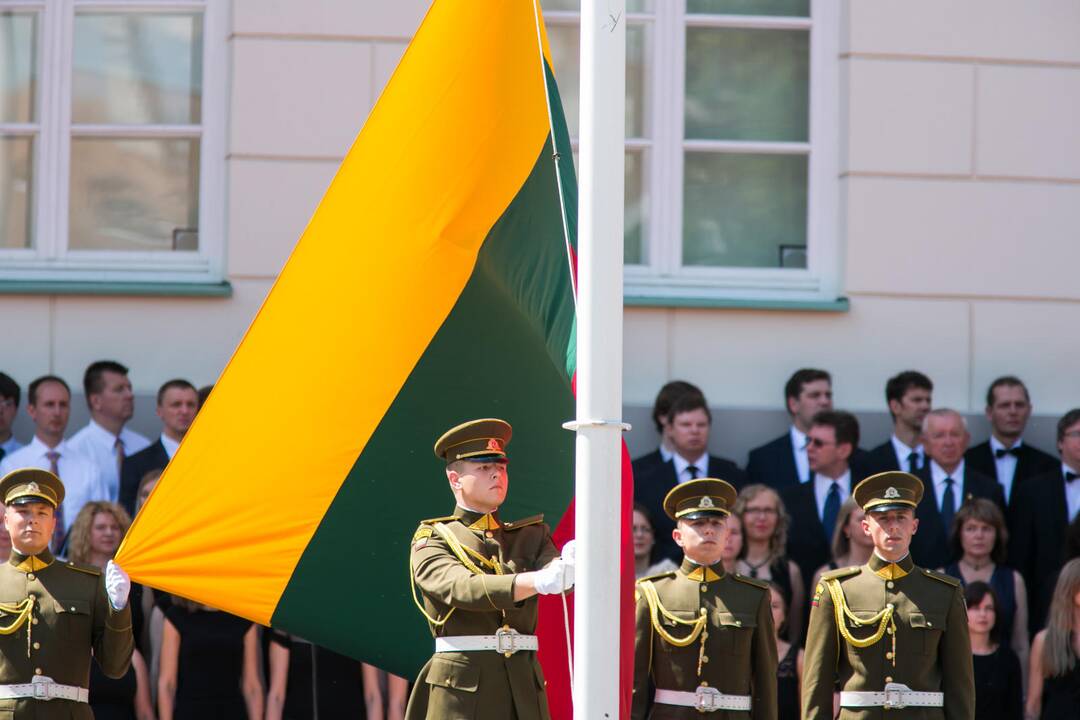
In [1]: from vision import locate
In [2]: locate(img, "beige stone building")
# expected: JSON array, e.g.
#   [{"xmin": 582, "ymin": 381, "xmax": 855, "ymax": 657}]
[{"xmin": 1, "ymin": 0, "xmax": 1078, "ymax": 459}]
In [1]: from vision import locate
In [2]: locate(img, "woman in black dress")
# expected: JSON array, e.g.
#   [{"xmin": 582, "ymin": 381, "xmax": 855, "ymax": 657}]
[
  {"xmin": 769, "ymin": 582, "xmax": 802, "ymax": 720},
  {"xmin": 158, "ymin": 599, "xmax": 264, "ymax": 719},
  {"xmin": 1028, "ymin": 558, "xmax": 1080, "ymax": 719},
  {"xmin": 965, "ymin": 581, "xmax": 1022, "ymax": 720},
  {"xmin": 265, "ymin": 629, "xmax": 368, "ymax": 719}
]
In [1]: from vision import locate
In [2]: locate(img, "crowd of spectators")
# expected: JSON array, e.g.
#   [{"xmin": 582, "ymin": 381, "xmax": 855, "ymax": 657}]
[
  {"xmin": 633, "ymin": 370, "xmax": 1080, "ymax": 720},
  {"xmin": 0, "ymin": 364, "xmax": 405, "ymax": 720}
]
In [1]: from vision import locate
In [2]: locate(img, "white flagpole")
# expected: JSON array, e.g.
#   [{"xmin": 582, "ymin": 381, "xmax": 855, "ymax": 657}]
[{"xmin": 568, "ymin": 0, "xmax": 626, "ymax": 716}]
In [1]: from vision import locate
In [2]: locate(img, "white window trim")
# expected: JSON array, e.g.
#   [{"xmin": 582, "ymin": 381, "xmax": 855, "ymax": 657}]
[
  {"xmin": 546, "ymin": 1, "xmax": 841, "ymax": 304},
  {"xmin": 0, "ymin": 0, "xmax": 227, "ymax": 285}
]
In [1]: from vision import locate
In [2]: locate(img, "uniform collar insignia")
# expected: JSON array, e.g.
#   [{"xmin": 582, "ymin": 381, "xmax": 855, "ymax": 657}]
[
  {"xmin": 10, "ymin": 549, "xmax": 54, "ymax": 573},
  {"xmin": 681, "ymin": 558, "xmax": 723, "ymax": 582},
  {"xmin": 869, "ymin": 552, "xmax": 913, "ymax": 580},
  {"xmin": 458, "ymin": 508, "xmax": 500, "ymax": 532}
]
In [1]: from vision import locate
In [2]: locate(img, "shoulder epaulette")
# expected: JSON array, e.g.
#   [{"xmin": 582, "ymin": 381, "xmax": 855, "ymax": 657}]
[
  {"xmin": 502, "ymin": 514, "xmax": 544, "ymax": 530},
  {"xmin": 420, "ymin": 515, "xmax": 459, "ymax": 526},
  {"xmin": 64, "ymin": 560, "xmax": 102, "ymax": 577},
  {"xmin": 635, "ymin": 570, "xmax": 677, "ymax": 585},
  {"xmin": 732, "ymin": 573, "xmax": 769, "ymax": 590},
  {"xmin": 821, "ymin": 565, "xmax": 861, "ymax": 582},
  {"xmin": 922, "ymin": 568, "xmax": 961, "ymax": 587}
]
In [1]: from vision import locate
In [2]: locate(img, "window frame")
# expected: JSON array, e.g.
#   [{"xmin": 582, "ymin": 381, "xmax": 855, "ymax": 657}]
[
  {"xmin": 0, "ymin": 0, "xmax": 227, "ymax": 285},
  {"xmin": 545, "ymin": 0, "xmax": 841, "ymax": 304}
]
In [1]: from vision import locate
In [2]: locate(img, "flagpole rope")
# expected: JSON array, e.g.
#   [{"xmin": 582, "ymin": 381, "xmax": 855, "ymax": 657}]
[{"xmin": 531, "ymin": 0, "xmax": 579, "ymax": 308}]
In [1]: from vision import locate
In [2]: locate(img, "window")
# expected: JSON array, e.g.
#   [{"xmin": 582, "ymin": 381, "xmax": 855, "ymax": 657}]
[
  {"xmin": 0, "ymin": 0, "xmax": 225, "ymax": 285},
  {"xmin": 543, "ymin": 0, "xmax": 840, "ymax": 303}
]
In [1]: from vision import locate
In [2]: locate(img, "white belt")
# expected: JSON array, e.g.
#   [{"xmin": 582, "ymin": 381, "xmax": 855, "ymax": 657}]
[
  {"xmin": 654, "ymin": 687, "xmax": 752, "ymax": 712},
  {"xmin": 0, "ymin": 676, "xmax": 89, "ymax": 703},
  {"xmin": 840, "ymin": 683, "xmax": 944, "ymax": 710},
  {"xmin": 435, "ymin": 628, "xmax": 538, "ymax": 656}
]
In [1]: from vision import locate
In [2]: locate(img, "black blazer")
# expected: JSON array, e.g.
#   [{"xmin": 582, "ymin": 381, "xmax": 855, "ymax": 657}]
[
  {"xmin": 632, "ymin": 450, "xmax": 746, "ymax": 563},
  {"xmin": 909, "ymin": 463, "xmax": 1004, "ymax": 570},
  {"xmin": 119, "ymin": 439, "xmax": 169, "ymax": 515},
  {"xmin": 965, "ymin": 440, "xmax": 1058, "ymax": 508},
  {"xmin": 1009, "ymin": 468, "xmax": 1072, "ymax": 635},
  {"xmin": 782, "ymin": 477, "xmax": 852, "ymax": 590},
  {"xmin": 747, "ymin": 433, "xmax": 801, "ymax": 490}
]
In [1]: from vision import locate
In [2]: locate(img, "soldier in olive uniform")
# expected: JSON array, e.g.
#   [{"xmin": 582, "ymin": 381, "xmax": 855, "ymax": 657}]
[
  {"xmin": 0, "ymin": 468, "xmax": 133, "ymax": 718},
  {"xmin": 802, "ymin": 471, "xmax": 975, "ymax": 719},
  {"xmin": 405, "ymin": 419, "xmax": 575, "ymax": 720},
  {"xmin": 633, "ymin": 478, "xmax": 777, "ymax": 719}
]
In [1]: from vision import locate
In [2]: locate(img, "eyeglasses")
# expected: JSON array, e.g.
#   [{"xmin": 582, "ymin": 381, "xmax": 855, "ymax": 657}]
[
  {"xmin": 806, "ymin": 437, "xmax": 835, "ymax": 448},
  {"xmin": 743, "ymin": 507, "xmax": 778, "ymax": 517}
]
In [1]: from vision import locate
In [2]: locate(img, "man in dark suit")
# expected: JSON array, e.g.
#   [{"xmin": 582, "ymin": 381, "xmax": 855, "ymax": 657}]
[
  {"xmin": 119, "ymin": 379, "xmax": 199, "ymax": 514},
  {"xmin": 747, "ymin": 368, "xmax": 832, "ymax": 490},
  {"xmin": 1010, "ymin": 408, "xmax": 1080, "ymax": 635},
  {"xmin": 965, "ymin": 375, "xmax": 1058, "ymax": 510},
  {"xmin": 910, "ymin": 408, "xmax": 1004, "ymax": 570},
  {"xmin": 633, "ymin": 392, "xmax": 745, "ymax": 563},
  {"xmin": 861, "ymin": 370, "xmax": 933, "ymax": 480},
  {"xmin": 631, "ymin": 380, "xmax": 704, "ymax": 488},
  {"xmin": 783, "ymin": 410, "xmax": 859, "ymax": 590}
]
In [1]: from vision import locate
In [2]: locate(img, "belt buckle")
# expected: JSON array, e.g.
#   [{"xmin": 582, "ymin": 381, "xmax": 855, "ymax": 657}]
[
  {"xmin": 694, "ymin": 686, "xmax": 721, "ymax": 713},
  {"xmin": 883, "ymin": 682, "xmax": 907, "ymax": 710},
  {"xmin": 31, "ymin": 676, "xmax": 53, "ymax": 701},
  {"xmin": 495, "ymin": 626, "xmax": 519, "ymax": 657}
]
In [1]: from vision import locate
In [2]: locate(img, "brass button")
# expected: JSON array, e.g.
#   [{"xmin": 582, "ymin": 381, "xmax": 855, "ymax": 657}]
[
  {"xmin": 735, "ymin": 620, "xmax": 742, "ymax": 627},
  {"xmin": 887, "ymin": 626, "xmax": 894, "ymax": 635},
  {"xmin": 885, "ymin": 676, "xmax": 893, "ymax": 683},
  {"xmin": 700, "ymin": 681, "xmax": 709, "ymax": 687},
  {"xmin": 886, "ymin": 581, "xmax": 894, "ymax": 589},
  {"xmin": 885, "ymin": 651, "xmax": 893, "ymax": 660},
  {"xmin": 927, "ymin": 621, "xmax": 933, "ymax": 628},
  {"xmin": 32, "ymin": 642, "xmax": 39, "ymax": 650},
  {"xmin": 485, "ymin": 531, "xmax": 494, "ymax": 538},
  {"xmin": 700, "ymin": 585, "xmax": 707, "ymax": 592},
  {"xmin": 34, "ymin": 668, "xmax": 42, "ymax": 675},
  {"xmin": 702, "ymin": 655, "xmax": 709, "ymax": 663},
  {"xmin": 31, "ymin": 618, "xmax": 38, "ymax": 625},
  {"xmin": 27, "ymin": 573, "xmax": 35, "ymax": 581},
  {"xmin": 70, "ymin": 607, "xmax": 76, "ymax": 612}
]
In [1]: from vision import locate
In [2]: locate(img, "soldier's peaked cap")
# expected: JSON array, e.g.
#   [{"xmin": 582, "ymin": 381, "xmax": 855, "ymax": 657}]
[
  {"xmin": 663, "ymin": 478, "xmax": 737, "ymax": 520},
  {"xmin": 434, "ymin": 418, "xmax": 512, "ymax": 463},
  {"xmin": 0, "ymin": 468, "xmax": 65, "ymax": 509},
  {"xmin": 854, "ymin": 471, "xmax": 923, "ymax": 514}
]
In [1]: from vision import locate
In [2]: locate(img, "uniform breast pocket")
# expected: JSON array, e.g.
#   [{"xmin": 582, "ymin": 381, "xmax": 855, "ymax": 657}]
[
  {"xmin": 908, "ymin": 612, "xmax": 946, "ymax": 656},
  {"xmin": 715, "ymin": 611, "xmax": 757, "ymax": 656},
  {"xmin": 54, "ymin": 598, "xmax": 92, "ymax": 639},
  {"xmin": 658, "ymin": 610, "xmax": 704, "ymax": 653}
]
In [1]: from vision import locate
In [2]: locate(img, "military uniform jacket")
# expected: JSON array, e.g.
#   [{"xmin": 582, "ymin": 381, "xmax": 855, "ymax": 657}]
[
  {"xmin": 0, "ymin": 549, "xmax": 133, "ymax": 719},
  {"xmin": 802, "ymin": 554, "xmax": 974, "ymax": 720},
  {"xmin": 632, "ymin": 559, "xmax": 778, "ymax": 720},
  {"xmin": 405, "ymin": 506, "xmax": 559, "ymax": 720}
]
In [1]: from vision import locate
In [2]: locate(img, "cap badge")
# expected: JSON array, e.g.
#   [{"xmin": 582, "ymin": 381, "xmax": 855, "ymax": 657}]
[
  {"xmin": 884, "ymin": 487, "xmax": 900, "ymax": 499},
  {"xmin": 27, "ymin": 482, "xmax": 40, "ymax": 493},
  {"xmin": 487, "ymin": 438, "xmax": 501, "ymax": 451},
  {"xmin": 700, "ymin": 496, "xmax": 715, "ymax": 508}
]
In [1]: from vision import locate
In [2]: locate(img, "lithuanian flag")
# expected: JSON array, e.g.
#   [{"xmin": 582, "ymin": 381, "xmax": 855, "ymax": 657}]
[{"xmin": 117, "ymin": 0, "xmax": 636, "ymax": 716}]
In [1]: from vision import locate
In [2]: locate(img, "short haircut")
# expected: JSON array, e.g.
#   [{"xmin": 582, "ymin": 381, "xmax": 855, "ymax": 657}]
[
  {"xmin": 1057, "ymin": 409, "xmax": 1080, "ymax": 443},
  {"xmin": 885, "ymin": 370, "xmax": 933, "ymax": 406},
  {"xmin": 922, "ymin": 408, "xmax": 968, "ymax": 434},
  {"xmin": 986, "ymin": 375, "xmax": 1030, "ymax": 408},
  {"xmin": 810, "ymin": 410, "xmax": 860, "ymax": 449},
  {"xmin": 28, "ymin": 375, "xmax": 70, "ymax": 406},
  {"xmin": 784, "ymin": 368, "xmax": 831, "ymax": 404},
  {"xmin": 963, "ymin": 581, "xmax": 1002, "ymax": 644},
  {"xmin": 157, "ymin": 379, "xmax": 197, "ymax": 406},
  {"xmin": 666, "ymin": 391, "xmax": 711, "ymax": 425},
  {"xmin": 651, "ymin": 381, "xmax": 703, "ymax": 433},
  {"xmin": 84, "ymin": 360, "xmax": 129, "ymax": 399},
  {"xmin": 0, "ymin": 372, "xmax": 19, "ymax": 406},
  {"xmin": 950, "ymin": 498, "xmax": 1008, "ymax": 565}
]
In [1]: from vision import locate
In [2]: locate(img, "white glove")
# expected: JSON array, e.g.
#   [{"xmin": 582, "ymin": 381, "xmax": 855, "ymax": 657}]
[
  {"xmin": 561, "ymin": 539, "xmax": 576, "ymax": 567},
  {"xmin": 105, "ymin": 560, "xmax": 131, "ymax": 611},
  {"xmin": 533, "ymin": 556, "xmax": 574, "ymax": 595}
]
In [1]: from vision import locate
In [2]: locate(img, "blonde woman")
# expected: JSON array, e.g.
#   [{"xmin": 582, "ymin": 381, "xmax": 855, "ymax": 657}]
[
  {"xmin": 1027, "ymin": 558, "xmax": 1080, "ymax": 720},
  {"xmin": 733, "ymin": 484, "xmax": 804, "ymax": 643},
  {"xmin": 809, "ymin": 498, "xmax": 873, "ymax": 593},
  {"xmin": 67, "ymin": 502, "xmax": 156, "ymax": 720}
]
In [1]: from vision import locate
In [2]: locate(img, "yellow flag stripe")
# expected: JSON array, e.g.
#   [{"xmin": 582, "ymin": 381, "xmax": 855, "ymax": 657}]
[{"xmin": 116, "ymin": 1, "xmax": 554, "ymax": 624}]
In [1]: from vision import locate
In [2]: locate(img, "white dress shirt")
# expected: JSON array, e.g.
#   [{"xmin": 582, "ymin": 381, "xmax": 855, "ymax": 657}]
[
  {"xmin": 813, "ymin": 469, "xmax": 851, "ymax": 522},
  {"xmin": 989, "ymin": 436, "xmax": 1022, "ymax": 503},
  {"xmin": 929, "ymin": 460, "xmax": 965, "ymax": 510},
  {"xmin": 1063, "ymin": 463, "xmax": 1080, "ymax": 522},
  {"xmin": 673, "ymin": 451, "xmax": 709, "ymax": 484},
  {"xmin": 891, "ymin": 435, "xmax": 925, "ymax": 473},
  {"xmin": 790, "ymin": 425, "xmax": 810, "ymax": 484},
  {"xmin": 0, "ymin": 436, "xmax": 107, "ymax": 532},
  {"xmin": 161, "ymin": 433, "xmax": 180, "ymax": 460},
  {"xmin": 0, "ymin": 436, "xmax": 22, "ymax": 459},
  {"xmin": 68, "ymin": 419, "xmax": 150, "ymax": 502}
]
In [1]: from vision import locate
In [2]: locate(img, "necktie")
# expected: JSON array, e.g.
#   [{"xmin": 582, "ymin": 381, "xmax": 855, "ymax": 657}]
[
  {"xmin": 686, "ymin": 465, "xmax": 700, "ymax": 480},
  {"xmin": 907, "ymin": 452, "xmax": 920, "ymax": 473},
  {"xmin": 941, "ymin": 477, "xmax": 957, "ymax": 533},
  {"xmin": 1066, "ymin": 471, "xmax": 1079, "ymax": 483},
  {"xmin": 822, "ymin": 482, "xmax": 841, "ymax": 543},
  {"xmin": 995, "ymin": 447, "xmax": 1021, "ymax": 459},
  {"xmin": 45, "ymin": 451, "xmax": 65, "ymax": 551},
  {"xmin": 114, "ymin": 436, "xmax": 125, "ymax": 478}
]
